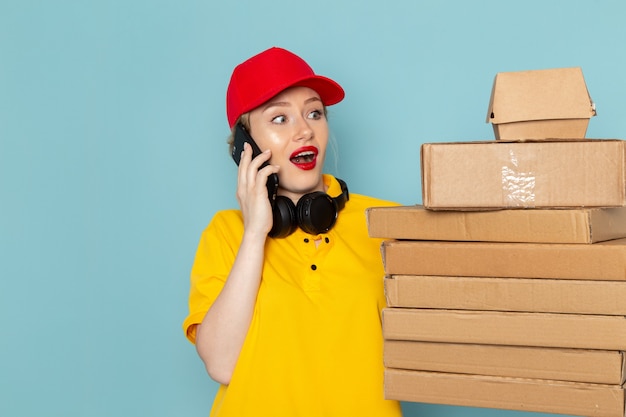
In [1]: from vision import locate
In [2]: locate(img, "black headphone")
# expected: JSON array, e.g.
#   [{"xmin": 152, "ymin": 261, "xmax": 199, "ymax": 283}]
[{"xmin": 270, "ymin": 178, "xmax": 349, "ymax": 238}]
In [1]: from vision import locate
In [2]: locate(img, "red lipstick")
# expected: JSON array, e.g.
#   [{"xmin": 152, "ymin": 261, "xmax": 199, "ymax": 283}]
[{"xmin": 289, "ymin": 146, "xmax": 318, "ymax": 171}]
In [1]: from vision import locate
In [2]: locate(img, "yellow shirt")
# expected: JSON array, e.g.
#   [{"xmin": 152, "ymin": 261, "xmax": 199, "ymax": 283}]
[{"xmin": 183, "ymin": 175, "xmax": 402, "ymax": 417}]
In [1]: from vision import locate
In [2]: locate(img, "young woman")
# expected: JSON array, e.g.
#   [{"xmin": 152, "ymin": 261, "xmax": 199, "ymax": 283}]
[{"xmin": 183, "ymin": 46, "xmax": 402, "ymax": 417}]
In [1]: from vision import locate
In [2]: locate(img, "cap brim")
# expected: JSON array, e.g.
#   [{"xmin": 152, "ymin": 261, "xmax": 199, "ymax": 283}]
[{"xmin": 293, "ymin": 76, "xmax": 345, "ymax": 107}]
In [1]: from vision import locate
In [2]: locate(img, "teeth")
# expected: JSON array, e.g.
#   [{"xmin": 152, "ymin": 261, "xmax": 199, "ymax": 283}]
[{"xmin": 291, "ymin": 150, "xmax": 315, "ymax": 164}]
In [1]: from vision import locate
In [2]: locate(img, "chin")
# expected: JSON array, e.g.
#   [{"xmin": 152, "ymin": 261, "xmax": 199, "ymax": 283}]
[{"xmin": 282, "ymin": 169, "xmax": 324, "ymax": 194}]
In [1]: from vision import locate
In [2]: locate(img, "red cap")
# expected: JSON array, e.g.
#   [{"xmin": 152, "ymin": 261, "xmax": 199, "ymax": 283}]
[{"xmin": 226, "ymin": 47, "xmax": 345, "ymax": 128}]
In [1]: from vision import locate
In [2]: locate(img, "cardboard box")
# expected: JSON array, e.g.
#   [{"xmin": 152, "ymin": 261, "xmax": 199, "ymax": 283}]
[
  {"xmin": 384, "ymin": 275, "xmax": 626, "ymax": 315},
  {"xmin": 367, "ymin": 205, "xmax": 626, "ymax": 243},
  {"xmin": 382, "ymin": 308, "xmax": 626, "ymax": 350},
  {"xmin": 385, "ymin": 340, "xmax": 625, "ymax": 384},
  {"xmin": 382, "ymin": 238, "xmax": 626, "ymax": 280},
  {"xmin": 486, "ymin": 67, "xmax": 596, "ymax": 140},
  {"xmin": 421, "ymin": 139, "xmax": 626, "ymax": 210},
  {"xmin": 385, "ymin": 369, "xmax": 625, "ymax": 417}
]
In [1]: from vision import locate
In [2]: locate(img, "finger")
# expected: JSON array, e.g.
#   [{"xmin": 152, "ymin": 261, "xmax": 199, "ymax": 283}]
[
  {"xmin": 253, "ymin": 164, "xmax": 280, "ymax": 200},
  {"xmin": 249, "ymin": 147, "xmax": 272, "ymax": 169},
  {"xmin": 237, "ymin": 142, "xmax": 253, "ymax": 187},
  {"xmin": 257, "ymin": 163, "xmax": 280, "ymax": 179},
  {"xmin": 246, "ymin": 149, "xmax": 272, "ymax": 186}
]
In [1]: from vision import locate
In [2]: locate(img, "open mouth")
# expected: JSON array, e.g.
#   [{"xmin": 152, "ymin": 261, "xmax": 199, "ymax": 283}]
[{"xmin": 290, "ymin": 147, "xmax": 318, "ymax": 170}]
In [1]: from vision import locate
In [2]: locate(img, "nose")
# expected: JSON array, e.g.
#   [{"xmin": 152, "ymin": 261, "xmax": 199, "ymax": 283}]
[{"xmin": 293, "ymin": 116, "xmax": 313, "ymax": 142}]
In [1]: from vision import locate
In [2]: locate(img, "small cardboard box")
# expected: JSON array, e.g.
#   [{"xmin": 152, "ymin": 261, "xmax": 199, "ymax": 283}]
[
  {"xmin": 385, "ymin": 369, "xmax": 625, "ymax": 417},
  {"xmin": 384, "ymin": 340, "xmax": 625, "ymax": 384},
  {"xmin": 384, "ymin": 275, "xmax": 626, "ymax": 315},
  {"xmin": 486, "ymin": 67, "xmax": 596, "ymax": 140},
  {"xmin": 421, "ymin": 139, "xmax": 626, "ymax": 210},
  {"xmin": 382, "ymin": 308, "xmax": 626, "ymax": 350},
  {"xmin": 381, "ymin": 238, "xmax": 626, "ymax": 281},
  {"xmin": 366, "ymin": 205, "xmax": 626, "ymax": 243}
]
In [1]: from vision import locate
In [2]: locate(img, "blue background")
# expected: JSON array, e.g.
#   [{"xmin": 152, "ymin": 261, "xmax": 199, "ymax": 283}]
[{"xmin": 1, "ymin": 1, "xmax": 625, "ymax": 416}]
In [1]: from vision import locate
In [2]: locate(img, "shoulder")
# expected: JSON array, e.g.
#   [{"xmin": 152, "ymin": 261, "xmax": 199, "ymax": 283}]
[
  {"xmin": 202, "ymin": 209, "xmax": 244, "ymax": 241},
  {"xmin": 210, "ymin": 208, "xmax": 243, "ymax": 225}
]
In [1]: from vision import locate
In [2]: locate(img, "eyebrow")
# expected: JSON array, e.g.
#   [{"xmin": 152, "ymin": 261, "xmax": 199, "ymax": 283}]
[{"xmin": 261, "ymin": 96, "xmax": 322, "ymax": 112}]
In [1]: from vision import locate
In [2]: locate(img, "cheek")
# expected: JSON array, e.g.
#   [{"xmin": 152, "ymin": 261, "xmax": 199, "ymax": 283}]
[
  {"xmin": 316, "ymin": 127, "xmax": 329, "ymax": 153},
  {"xmin": 265, "ymin": 133, "xmax": 289, "ymax": 160},
  {"xmin": 250, "ymin": 127, "xmax": 285, "ymax": 154}
]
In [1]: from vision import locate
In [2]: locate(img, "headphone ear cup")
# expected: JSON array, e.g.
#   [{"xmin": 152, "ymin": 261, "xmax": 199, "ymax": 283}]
[
  {"xmin": 270, "ymin": 196, "xmax": 298, "ymax": 238},
  {"xmin": 296, "ymin": 192, "xmax": 338, "ymax": 235}
]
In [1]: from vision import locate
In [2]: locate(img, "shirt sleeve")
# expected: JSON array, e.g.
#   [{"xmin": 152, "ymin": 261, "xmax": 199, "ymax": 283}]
[{"xmin": 182, "ymin": 210, "xmax": 244, "ymax": 344}]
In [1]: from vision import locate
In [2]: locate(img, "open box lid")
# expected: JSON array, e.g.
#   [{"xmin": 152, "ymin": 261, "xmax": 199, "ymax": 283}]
[{"xmin": 486, "ymin": 67, "xmax": 596, "ymax": 124}]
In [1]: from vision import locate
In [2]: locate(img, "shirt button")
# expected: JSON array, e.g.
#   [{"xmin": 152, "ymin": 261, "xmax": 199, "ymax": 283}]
[
  {"xmin": 325, "ymin": 237, "xmax": 330, "ymax": 243},
  {"xmin": 311, "ymin": 264, "xmax": 317, "ymax": 271},
  {"xmin": 304, "ymin": 238, "xmax": 309, "ymax": 243}
]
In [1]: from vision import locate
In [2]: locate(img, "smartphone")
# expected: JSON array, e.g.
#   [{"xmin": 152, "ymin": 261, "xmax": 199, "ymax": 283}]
[{"xmin": 231, "ymin": 123, "xmax": 279, "ymax": 203}]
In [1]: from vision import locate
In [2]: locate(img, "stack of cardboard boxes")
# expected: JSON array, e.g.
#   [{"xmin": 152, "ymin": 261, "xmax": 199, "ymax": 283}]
[{"xmin": 367, "ymin": 67, "xmax": 626, "ymax": 417}]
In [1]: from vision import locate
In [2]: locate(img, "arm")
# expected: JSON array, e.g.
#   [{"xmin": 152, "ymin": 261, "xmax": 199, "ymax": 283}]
[{"xmin": 195, "ymin": 143, "xmax": 278, "ymax": 385}]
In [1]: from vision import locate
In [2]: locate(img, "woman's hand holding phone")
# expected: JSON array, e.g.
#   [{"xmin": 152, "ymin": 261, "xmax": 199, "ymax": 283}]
[
  {"xmin": 232, "ymin": 123, "xmax": 280, "ymax": 237},
  {"xmin": 236, "ymin": 142, "xmax": 280, "ymax": 237}
]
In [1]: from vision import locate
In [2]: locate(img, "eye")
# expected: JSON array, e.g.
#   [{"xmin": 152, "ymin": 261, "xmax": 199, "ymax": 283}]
[
  {"xmin": 271, "ymin": 115, "xmax": 286, "ymax": 124},
  {"xmin": 307, "ymin": 109, "xmax": 324, "ymax": 120}
]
